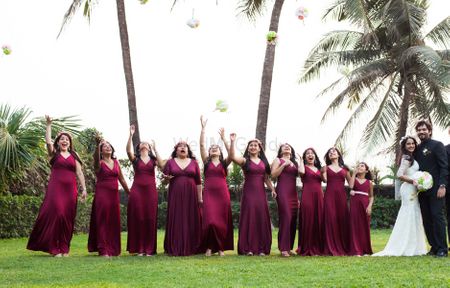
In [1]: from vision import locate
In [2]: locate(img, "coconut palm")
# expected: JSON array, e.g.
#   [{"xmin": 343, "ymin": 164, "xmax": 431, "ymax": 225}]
[
  {"xmin": 301, "ymin": 0, "xmax": 450, "ymax": 161},
  {"xmin": 0, "ymin": 103, "xmax": 81, "ymax": 194},
  {"xmin": 58, "ymin": 0, "xmax": 141, "ymax": 147},
  {"xmin": 239, "ymin": 0, "xmax": 285, "ymax": 148}
]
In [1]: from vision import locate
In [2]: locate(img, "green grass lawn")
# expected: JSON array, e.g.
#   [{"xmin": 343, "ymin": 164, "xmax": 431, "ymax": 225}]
[{"xmin": 0, "ymin": 230, "xmax": 449, "ymax": 287}]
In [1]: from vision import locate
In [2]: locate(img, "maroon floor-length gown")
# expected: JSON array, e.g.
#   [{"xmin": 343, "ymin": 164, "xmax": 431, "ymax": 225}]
[
  {"xmin": 88, "ymin": 159, "xmax": 121, "ymax": 256},
  {"xmin": 27, "ymin": 154, "xmax": 78, "ymax": 255},
  {"xmin": 202, "ymin": 162, "xmax": 234, "ymax": 252},
  {"xmin": 349, "ymin": 179, "xmax": 373, "ymax": 255},
  {"xmin": 275, "ymin": 159, "xmax": 299, "ymax": 252},
  {"xmin": 163, "ymin": 159, "xmax": 203, "ymax": 256},
  {"xmin": 127, "ymin": 158, "xmax": 158, "ymax": 255},
  {"xmin": 238, "ymin": 160, "xmax": 272, "ymax": 255},
  {"xmin": 323, "ymin": 167, "xmax": 350, "ymax": 256},
  {"xmin": 297, "ymin": 166, "xmax": 325, "ymax": 256}
]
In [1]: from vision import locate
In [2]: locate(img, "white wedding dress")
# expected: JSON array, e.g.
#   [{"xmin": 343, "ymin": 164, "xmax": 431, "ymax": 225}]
[{"xmin": 373, "ymin": 159, "xmax": 427, "ymax": 256}]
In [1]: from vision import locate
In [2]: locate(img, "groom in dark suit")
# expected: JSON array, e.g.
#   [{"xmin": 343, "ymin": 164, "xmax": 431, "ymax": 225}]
[{"xmin": 414, "ymin": 120, "xmax": 448, "ymax": 257}]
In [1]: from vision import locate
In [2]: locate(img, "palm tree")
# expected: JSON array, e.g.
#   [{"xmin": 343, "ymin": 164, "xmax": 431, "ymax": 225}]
[
  {"xmin": 239, "ymin": 0, "xmax": 285, "ymax": 148},
  {"xmin": 301, "ymin": 0, "xmax": 450, "ymax": 161},
  {"xmin": 0, "ymin": 104, "xmax": 81, "ymax": 194},
  {"xmin": 58, "ymin": 0, "xmax": 141, "ymax": 147}
]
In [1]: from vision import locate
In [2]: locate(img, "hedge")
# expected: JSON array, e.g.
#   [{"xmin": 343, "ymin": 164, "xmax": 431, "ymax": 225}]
[{"xmin": 0, "ymin": 194, "xmax": 400, "ymax": 239}]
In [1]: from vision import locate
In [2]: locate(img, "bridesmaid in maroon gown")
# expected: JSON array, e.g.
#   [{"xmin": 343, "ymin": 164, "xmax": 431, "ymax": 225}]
[
  {"xmin": 349, "ymin": 162, "xmax": 374, "ymax": 255},
  {"xmin": 88, "ymin": 139, "xmax": 129, "ymax": 257},
  {"xmin": 297, "ymin": 148, "xmax": 325, "ymax": 256},
  {"xmin": 321, "ymin": 147, "xmax": 352, "ymax": 256},
  {"xmin": 271, "ymin": 143, "xmax": 299, "ymax": 257},
  {"xmin": 27, "ymin": 116, "xmax": 87, "ymax": 257},
  {"xmin": 163, "ymin": 141, "xmax": 203, "ymax": 256},
  {"xmin": 126, "ymin": 125, "xmax": 162, "ymax": 256},
  {"xmin": 199, "ymin": 116, "xmax": 233, "ymax": 256},
  {"xmin": 231, "ymin": 135, "xmax": 276, "ymax": 256}
]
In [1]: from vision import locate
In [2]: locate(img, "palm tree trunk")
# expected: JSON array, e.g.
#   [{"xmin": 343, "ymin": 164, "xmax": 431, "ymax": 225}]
[
  {"xmin": 395, "ymin": 79, "xmax": 413, "ymax": 163},
  {"xmin": 255, "ymin": 0, "xmax": 285, "ymax": 149},
  {"xmin": 116, "ymin": 0, "xmax": 140, "ymax": 147}
]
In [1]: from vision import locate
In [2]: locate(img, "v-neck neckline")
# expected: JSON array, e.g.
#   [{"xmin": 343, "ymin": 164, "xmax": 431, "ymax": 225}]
[
  {"xmin": 306, "ymin": 165, "xmax": 319, "ymax": 174},
  {"xmin": 328, "ymin": 166, "xmax": 343, "ymax": 174},
  {"xmin": 103, "ymin": 160, "xmax": 115, "ymax": 171},
  {"xmin": 250, "ymin": 158, "xmax": 261, "ymax": 166},
  {"xmin": 60, "ymin": 153, "xmax": 71, "ymax": 160},
  {"xmin": 174, "ymin": 158, "xmax": 192, "ymax": 171},
  {"xmin": 356, "ymin": 178, "xmax": 367, "ymax": 185}
]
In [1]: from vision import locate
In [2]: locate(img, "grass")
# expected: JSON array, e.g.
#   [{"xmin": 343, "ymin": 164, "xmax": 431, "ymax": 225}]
[{"xmin": 0, "ymin": 230, "xmax": 449, "ymax": 287}]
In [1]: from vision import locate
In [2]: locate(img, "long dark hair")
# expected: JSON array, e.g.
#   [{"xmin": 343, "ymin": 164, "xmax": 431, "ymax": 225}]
[
  {"xmin": 324, "ymin": 147, "xmax": 349, "ymax": 170},
  {"xmin": 203, "ymin": 145, "xmax": 228, "ymax": 176},
  {"xmin": 277, "ymin": 143, "xmax": 298, "ymax": 167},
  {"xmin": 400, "ymin": 136, "xmax": 417, "ymax": 166},
  {"xmin": 243, "ymin": 139, "xmax": 271, "ymax": 175},
  {"xmin": 133, "ymin": 142, "xmax": 156, "ymax": 166},
  {"xmin": 170, "ymin": 141, "xmax": 196, "ymax": 160},
  {"xmin": 100, "ymin": 141, "xmax": 117, "ymax": 159},
  {"xmin": 358, "ymin": 162, "xmax": 373, "ymax": 180},
  {"xmin": 50, "ymin": 132, "xmax": 83, "ymax": 166},
  {"xmin": 302, "ymin": 147, "xmax": 322, "ymax": 171}
]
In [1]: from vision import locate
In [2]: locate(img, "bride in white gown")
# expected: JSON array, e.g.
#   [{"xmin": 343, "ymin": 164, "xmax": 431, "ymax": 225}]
[{"xmin": 373, "ymin": 136, "xmax": 427, "ymax": 256}]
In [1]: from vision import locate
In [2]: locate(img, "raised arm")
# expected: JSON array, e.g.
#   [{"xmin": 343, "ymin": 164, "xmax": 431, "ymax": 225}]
[
  {"xmin": 75, "ymin": 159, "xmax": 87, "ymax": 202},
  {"xmin": 297, "ymin": 153, "xmax": 305, "ymax": 175},
  {"xmin": 349, "ymin": 168, "xmax": 356, "ymax": 189},
  {"xmin": 94, "ymin": 136, "xmax": 102, "ymax": 174},
  {"xmin": 45, "ymin": 115, "xmax": 54, "ymax": 157},
  {"xmin": 345, "ymin": 169, "xmax": 352, "ymax": 186},
  {"xmin": 126, "ymin": 125, "xmax": 136, "ymax": 162},
  {"xmin": 199, "ymin": 116, "xmax": 208, "ymax": 163},
  {"xmin": 151, "ymin": 140, "xmax": 167, "ymax": 170},
  {"xmin": 219, "ymin": 128, "xmax": 232, "ymax": 165},
  {"xmin": 271, "ymin": 158, "xmax": 291, "ymax": 180},
  {"xmin": 230, "ymin": 133, "xmax": 245, "ymax": 166}
]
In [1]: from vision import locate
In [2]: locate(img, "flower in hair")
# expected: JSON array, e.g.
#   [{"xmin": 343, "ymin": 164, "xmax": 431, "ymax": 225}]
[{"xmin": 399, "ymin": 135, "xmax": 409, "ymax": 145}]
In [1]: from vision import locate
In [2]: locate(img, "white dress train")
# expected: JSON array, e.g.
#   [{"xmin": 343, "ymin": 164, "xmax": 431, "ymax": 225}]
[{"xmin": 373, "ymin": 159, "xmax": 427, "ymax": 256}]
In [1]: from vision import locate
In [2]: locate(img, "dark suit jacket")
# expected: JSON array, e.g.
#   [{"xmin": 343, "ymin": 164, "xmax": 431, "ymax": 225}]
[
  {"xmin": 446, "ymin": 144, "xmax": 450, "ymax": 186},
  {"xmin": 414, "ymin": 138, "xmax": 448, "ymax": 194}
]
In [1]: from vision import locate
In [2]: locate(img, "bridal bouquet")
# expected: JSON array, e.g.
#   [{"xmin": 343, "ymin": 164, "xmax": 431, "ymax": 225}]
[{"xmin": 412, "ymin": 171, "xmax": 433, "ymax": 192}]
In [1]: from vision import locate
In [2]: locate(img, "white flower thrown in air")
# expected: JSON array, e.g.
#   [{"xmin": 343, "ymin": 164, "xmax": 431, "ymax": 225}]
[{"xmin": 186, "ymin": 18, "xmax": 200, "ymax": 29}]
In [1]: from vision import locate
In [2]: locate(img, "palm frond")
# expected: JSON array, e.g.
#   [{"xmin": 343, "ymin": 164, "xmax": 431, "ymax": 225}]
[
  {"xmin": 334, "ymin": 73, "xmax": 395, "ymax": 148},
  {"xmin": 237, "ymin": 0, "xmax": 265, "ymax": 20},
  {"xmin": 322, "ymin": 0, "xmax": 346, "ymax": 21},
  {"xmin": 360, "ymin": 77, "xmax": 401, "ymax": 153},
  {"xmin": 425, "ymin": 16, "xmax": 450, "ymax": 49},
  {"xmin": 57, "ymin": 0, "xmax": 94, "ymax": 38},
  {"xmin": 341, "ymin": 0, "xmax": 379, "ymax": 44},
  {"xmin": 307, "ymin": 30, "xmax": 365, "ymax": 57},
  {"xmin": 435, "ymin": 49, "xmax": 450, "ymax": 61}
]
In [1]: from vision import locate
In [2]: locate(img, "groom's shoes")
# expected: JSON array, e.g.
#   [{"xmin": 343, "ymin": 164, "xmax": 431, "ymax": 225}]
[{"xmin": 435, "ymin": 251, "xmax": 448, "ymax": 258}]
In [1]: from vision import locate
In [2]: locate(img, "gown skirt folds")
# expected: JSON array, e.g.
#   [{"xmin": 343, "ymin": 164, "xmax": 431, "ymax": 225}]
[
  {"xmin": 163, "ymin": 159, "xmax": 203, "ymax": 256},
  {"xmin": 127, "ymin": 158, "xmax": 158, "ymax": 255},
  {"xmin": 275, "ymin": 159, "xmax": 299, "ymax": 252},
  {"xmin": 238, "ymin": 160, "xmax": 272, "ymax": 255},
  {"xmin": 349, "ymin": 179, "xmax": 373, "ymax": 255},
  {"xmin": 202, "ymin": 162, "xmax": 234, "ymax": 252},
  {"xmin": 88, "ymin": 159, "xmax": 122, "ymax": 256},
  {"xmin": 323, "ymin": 167, "xmax": 350, "ymax": 256},
  {"xmin": 27, "ymin": 154, "xmax": 78, "ymax": 255},
  {"xmin": 297, "ymin": 166, "xmax": 325, "ymax": 256}
]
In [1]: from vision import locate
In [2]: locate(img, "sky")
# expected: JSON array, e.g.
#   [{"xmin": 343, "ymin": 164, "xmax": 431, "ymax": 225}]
[{"xmin": 1, "ymin": 0, "xmax": 449, "ymax": 170}]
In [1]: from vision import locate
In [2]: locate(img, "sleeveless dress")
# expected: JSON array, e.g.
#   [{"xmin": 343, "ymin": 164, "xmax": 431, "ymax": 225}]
[
  {"xmin": 27, "ymin": 154, "xmax": 78, "ymax": 255},
  {"xmin": 163, "ymin": 159, "xmax": 203, "ymax": 256},
  {"xmin": 297, "ymin": 166, "xmax": 324, "ymax": 256},
  {"xmin": 275, "ymin": 158, "xmax": 299, "ymax": 252},
  {"xmin": 373, "ymin": 160, "xmax": 427, "ymax": 256},
  {"xmin": 323, "ymin": 167, "xmax": 350, "ymax": 256},
  {"xmin": 238, "ymin": 160, "xmax": 272, "ymax": 255},
  {"xmin": 127, "ymin": 158, "xmax": 158, "ymax": 255},
  {"xmin": 349, "ymin": 179, "xmax": 373, "ymax": 255},
  {"xmin": 88, "ymin": 159, "xmax": 121, "ymax": 256},
  {"xmin": 202, "ymin": 162, "xmax": 234, "ymax": 252}
]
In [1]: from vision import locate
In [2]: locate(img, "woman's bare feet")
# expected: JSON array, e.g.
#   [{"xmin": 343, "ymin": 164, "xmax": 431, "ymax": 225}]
[
  {"xmin": 62, "ymin": 253, "xmax": 69, "ymax": 257},
  {"xmin": 259, "ymin": 253, "xmax": 266, "ymax": 256},
  {"xmin": 246, "ymin": 252, "xmax": 253, "ymax": 256},
  {"xmin": 54, "ymin": 253, "xmax": 62, "ymax": 257},
  {"xmin": 219, "ymin": 251, "xmax": 225, "ymax": 257},
  {"xmin": 205, "ymin": 249, "xmax": 212, "ymax": 257}
]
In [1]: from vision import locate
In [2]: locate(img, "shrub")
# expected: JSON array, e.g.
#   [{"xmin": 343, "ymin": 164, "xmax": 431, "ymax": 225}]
[{"xmin": 370, "ymin": 196, "xmax": 401, "ymax": 228}]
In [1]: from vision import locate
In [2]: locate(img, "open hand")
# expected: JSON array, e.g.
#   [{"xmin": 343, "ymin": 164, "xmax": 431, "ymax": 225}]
[
  {"xmin": 45, "ymin": 115, "xmax": 52, "ymax": 125},
  {"xmin": 230, "ymin": 133, "xmax": 236, "ymax": 142},
  {"xmin": 200, "ymin": 115, "xmax": 208, "ymax": 129}
]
